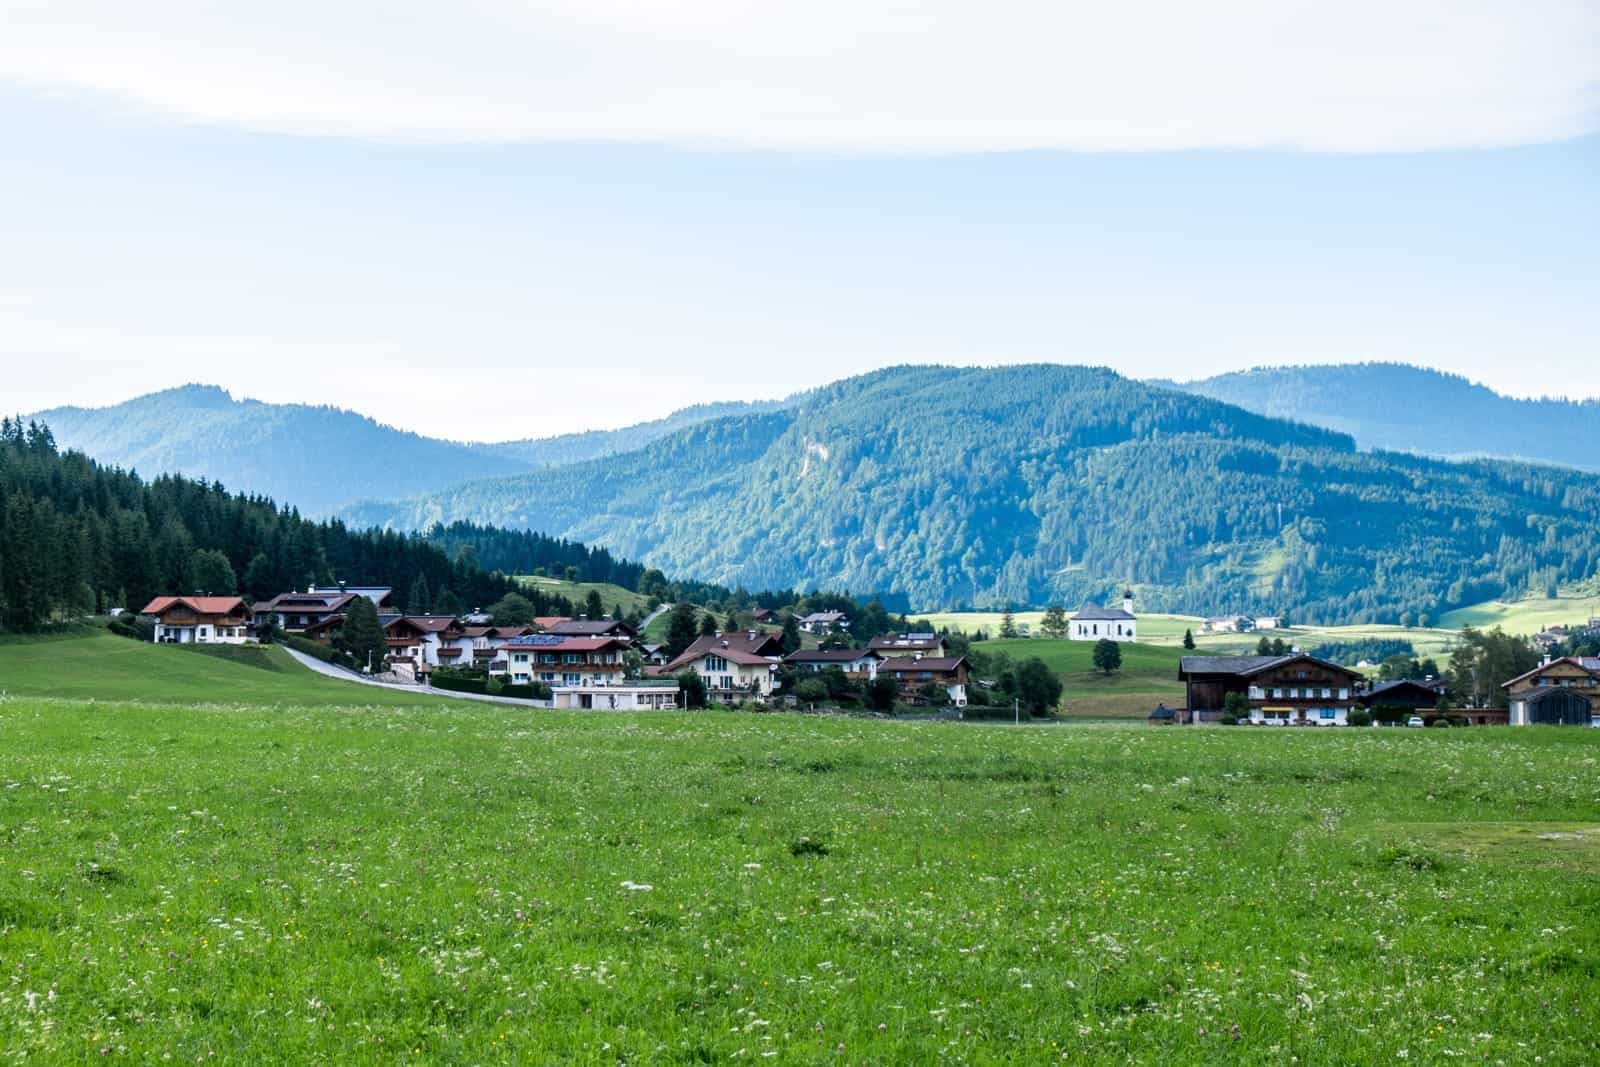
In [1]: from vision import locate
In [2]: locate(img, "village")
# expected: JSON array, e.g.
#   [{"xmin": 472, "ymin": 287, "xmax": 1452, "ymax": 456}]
[{"xmin": 135, "ymin": 585, "xmax": 1600, "ymax": 727}]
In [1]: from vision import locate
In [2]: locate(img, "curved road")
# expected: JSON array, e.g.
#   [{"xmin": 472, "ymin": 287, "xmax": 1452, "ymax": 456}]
[{"xmin": 282, "ymin": 647, "xmax": 552, "ymax": 708}]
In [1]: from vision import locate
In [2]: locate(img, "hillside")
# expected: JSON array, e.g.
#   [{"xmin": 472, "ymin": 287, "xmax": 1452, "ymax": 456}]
[
  {"xmin": 480, "ymin": 398, "xmax": 794, "ymax": 467},
  {"xmin": 29, "ymin": 386, "xmax": 795, "ymax": 516},
  {"xmin": 344, "ymin": 364, "xmax": 1600, "ymax": 623},
  {"xmin": 1171, "ymin": 363, "xmax": 1600, "ymax": 472},
  {"xmin": 31, "ymin": 385, "xmax": 534, "ymax": 516}
]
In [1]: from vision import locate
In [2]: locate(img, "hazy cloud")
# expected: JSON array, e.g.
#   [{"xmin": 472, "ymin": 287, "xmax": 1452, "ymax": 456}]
[{"xmin": 2, "ymin": 1, "xmax": 1597, "ymax": 152}]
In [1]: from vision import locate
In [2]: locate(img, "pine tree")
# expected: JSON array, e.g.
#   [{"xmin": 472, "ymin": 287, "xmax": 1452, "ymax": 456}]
[
  {"xmin": 665, "ymin": 601, "xmax": 700, "ymax": 657},
  {"xmin": 698, "ymin": 611, "xmax": 718, "ymax": 637},
  {"xmin": 781, "ymin": 613, "xmax": 802, "ymax": 654},
  {"xmin": 585, "ymin": 589, "xmax": 605, "ymax": 621},
  {"xmin": 407, "ymin": 574, "xmax": 432, "ymax": 615},
  {"xmin": 999, "ymin": 611, "xmax": 1019, "ymax": 639},
  {"xmin": 1039, "ymin": 605, "xmax": 1068, "ymax": 639},
  {"xmin": 1183, "ymin": 628, "xmax": 1195, "ymax": 650},
  {"xmin": 339, "ymin": 595, "xmax": 388, "ymax": 673}
]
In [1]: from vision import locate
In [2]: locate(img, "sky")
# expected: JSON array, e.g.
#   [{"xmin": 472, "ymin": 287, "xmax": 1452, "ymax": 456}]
[{"xmin": 2, "ymin": 1, "xmax": 1597, "ymax": 441}]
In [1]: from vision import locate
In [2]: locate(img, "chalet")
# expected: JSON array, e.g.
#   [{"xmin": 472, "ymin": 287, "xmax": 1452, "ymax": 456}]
[
  {"xmin": 798, "ymin": 611, "xmax": 850, "ymax": 635},
  {"xmin": 1071, "ymin": 594, "xmax": 1137, "ymax": 643},
  {"xmin": 1201, "ymin": 615, "xmax": 1251, "ymax": 634},
  {"xmin": 437, "ymin": 624, "xmax": 535, "ymax": 670},
  {"xmin": 1179, "ymin": 653, "xmax": 1363, "ymax": 725},
  {"xmin": 142, "ymin": 596, "xmax": 251, "ymax": 645},
  {"xmin": 660, "ymin": 631, "xmax": 785, "ymax": 701},
  {"xmin": 544, "ymin": 618, "xmax": 637, "ymax": 642},
  {"xmin": 500, "ymin": 634, "xmax": 678, "ymax": 709},
  {"xmin": 640, "ymin": 643, "xmax": 670, "ymax": 666},
  {"xmin": 379, "ymin": 615, "xmax": 464, "ymax": 678},
  {"xmin": 878, "ymin": 655, "xmax": 969, "ymax": 707},
  {"xmin": 751, "ymin": 608, "xmax": 777, "ymax": 624},
  {"xmin": 1359, "ymin": 679, "xmax": 1445, "ymax": 713},
  {"xmin": 868, "ymin": 633, "xmax": 945, "ymax": 659},
  {"xmin": 784, "ymin": 648, "xmax": 882, "ymax": 680},
  {"xmin": 251, "ymin": 587, "xmax": 391, "ymax": 632},
  {"xmin": 1503, "ymin": 657, "xmax": 1600, "ymax": 726}
]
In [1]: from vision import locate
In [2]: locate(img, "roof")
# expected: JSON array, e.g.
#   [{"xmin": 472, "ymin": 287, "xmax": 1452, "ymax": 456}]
[
  {"xmin": 532, "ymin": 616, "xmax": 572, "ymax": 628},
  {"xmin": 504, "ymin": 636, "xmax": 631, "ymax": 653},
  {"xmin": 879, "ymin": 657, "xmax": 968, "ymax": 674},
  {"xmin": 785, "ymin": 648, "xmax": 880, "ymax": 664},
  {"xmin": 800, "ymin": 611, "xmax": 849, "ymax": 623},
  {"xmin": 1501, "ymin": 657, "xmax": 1600, "ymax": 688},
  {"xmin": 867, "ymin": 634, "xmax": 943, "ymax": 651},
  {"xmin": 663, "ymin": 631, "xmax": 785, "ymax": 672},
  {"xmin": 1361, "ymin": 679, "xmax": 1445, "ymax": 705},
  {"xmin": 1072, "ymin": 602, "xmax": 1135, "ymax": 621},
  {"xmin": 545, "ymin": 619, "xmax": 636, "ymax": 637},
  {"xmin": 395, "ymin": 615, "xmax": 460, "ymax": 633},
  {"xmin": 1178, "ymin": 653, "xmax": 1361, "ymax": 681},
  {"xmin": 141, "ymin": 596, "xmax": 246, "ymax": 616},
  {"xmin": 254, "ymin": 591, "xmax": 352, "ymax": 612}
]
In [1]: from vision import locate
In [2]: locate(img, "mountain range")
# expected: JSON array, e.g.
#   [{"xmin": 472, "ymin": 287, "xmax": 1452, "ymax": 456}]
[{"xmin": 25, "ymin": 364, "xmax": 1600, "ymax": 620}]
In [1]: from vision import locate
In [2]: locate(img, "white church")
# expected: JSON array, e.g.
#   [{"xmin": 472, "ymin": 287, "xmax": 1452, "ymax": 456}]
[{"xmin": 1070, "ymin": 593, "xmax": 1138, "ymax": 643}]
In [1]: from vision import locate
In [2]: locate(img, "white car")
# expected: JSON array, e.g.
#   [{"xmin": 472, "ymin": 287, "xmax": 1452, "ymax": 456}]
[{"xmin": 1406, "ymin": 716, "xmax": 1426, "ymax": 728}]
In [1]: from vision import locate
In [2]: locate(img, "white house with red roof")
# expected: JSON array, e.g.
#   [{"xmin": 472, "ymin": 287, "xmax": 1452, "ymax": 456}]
[
  {"xmin": 660, "ymin": 631, "xmax": 786, "ymax": 701},
  {"xmin": 141, "ymin": 596, "xmax": 252, "ymax": 645},
  {"xmin": 500, "ymin": 634, "xmax": 678, "ymax": 709}
]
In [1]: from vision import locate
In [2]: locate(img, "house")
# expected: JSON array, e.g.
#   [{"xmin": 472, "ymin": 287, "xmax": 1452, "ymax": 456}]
[
  {"xmin": 640, "ymin": 643, "xmax": 670, "ymax": 666},
  {"xmin": 438, "ymin": 624, "xmax": 535, "ymax": 671},
  {"xmin": 751, "ymin": 608, "xmax": 777, "ymax": 624},
  {"xmin": 784, "ymin": 648, "xmax": 882, "ymax": 680},
  {"xmin": 1201, "ymin": 615, "xmax": 1251, "ymax": 634},
  {"xmin": 142, "ymin": 596, "xmax": 252, "ymax": 645},
  {"xmin": 798, "ymin": 611, "xmax": 850, "ymax": 635},
  {"xmin": 1178, "ymin": 653, "xmax": 1364, "ymax": 725},
  {"xmin": 252, "ymin": 588, "xmax": 384, "ymax": 630},
  {"xmin": 1533, "ymin": 627, "xmax": 1570, "ymax": 651},
  {"xmin": 1254, "ymin": 616, "xmax": 1282, "ymax": 631},
  {"xmin": 379, "ymin": 615, "xmax": 465, "ymax": 678},
  {"xmin": 878, "ymin": 655, "xmax": 969, "ymax": 707},
  {"xmin": 1503, "ymin": 657, "xmax": 1600, "ymax": 726},
  {"xmin": 1359, "ymin": 679, "xmax": 1445, "ymax": 714},
  {"xmin": 659, "ymin": 631, "xmax": 786, "ymax": 701},
  {"xmin": 1071, "ymin": 593, "xmax": 1137, "ymax": 643},
  {"xmin": 867, "ymin": 633, "xmax": 946, "ymax": 659},
  {"xmin": 544, "ymin": 618, "xmax": 637, "ymax": 642},
  {"xmin": 500, "ymin": 634, "xmax": 678, "ymax": 709}
]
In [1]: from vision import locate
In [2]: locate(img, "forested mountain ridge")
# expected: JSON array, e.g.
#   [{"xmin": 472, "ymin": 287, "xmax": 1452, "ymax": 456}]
[
  {"xmin": 31, "ymin": 385, "xmax": 534, "ymax": 517},
  {"xmin": 1169, "ymin": 363, "xmax": 1600, "ymax": 472},
  {"xmin": 29, "ymin": 385, "xmax": 797, "ymax": 515},
  {"xmin": 344, "ymin": 363, "xmax": 1600, "ymax": 623}
]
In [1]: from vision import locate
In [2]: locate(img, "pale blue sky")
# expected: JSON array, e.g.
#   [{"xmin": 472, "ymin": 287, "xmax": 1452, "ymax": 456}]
[{"xmin": 3, "ymin": 3, "xmax": 1597, "ymax": 439}]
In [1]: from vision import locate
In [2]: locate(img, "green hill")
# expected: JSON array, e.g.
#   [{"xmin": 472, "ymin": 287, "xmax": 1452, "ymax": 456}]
[
  {"xmin": 1171, "ymin": 362, "xmax": 1600, "ymax": 473},
  {"xmin": 344, "ymin": 364, "xmax": 1600, "ymax": 625},
  {"xmin": 0, "ymin": 630, "xmax": 432, "ymax": 707}
]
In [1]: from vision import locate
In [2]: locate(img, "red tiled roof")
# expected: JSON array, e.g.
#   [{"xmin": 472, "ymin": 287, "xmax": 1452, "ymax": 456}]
[
  {"xmin": 533, "ymin": 616, "xmax": 572, "ymax": 628},
  {"xmin": 141, "ymin": 596, "xmax": 247, "ymax": 617},
  {"xmin": 663, "ymin": 632, "xmax": 785, "ymax": 672}
]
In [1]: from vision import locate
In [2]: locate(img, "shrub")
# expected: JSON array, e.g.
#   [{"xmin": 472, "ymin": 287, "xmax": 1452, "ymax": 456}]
[
  {"xmin": 1219, "ymin": 714, "xmax": 1239, "ymax": 726},
  {"xmin": 1347, "ymin": 708, "xmax": 1374, "ymax": 727},
  {"xmin": 283, "ymin": 634, "xmax": 336, "ymax": 664},
  {"xmin": 793, "ymin": 678, "xmax": 828, "ymax": 703},
  {"xmin": 431, "ymin": 674, "xmax": 490, "ymax": 695}
]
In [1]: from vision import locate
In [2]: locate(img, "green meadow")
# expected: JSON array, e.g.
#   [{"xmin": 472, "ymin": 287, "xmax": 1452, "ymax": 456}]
[{"xmin": 2, "ymin": 635, "xmax": 1598, "ymax": 1063}]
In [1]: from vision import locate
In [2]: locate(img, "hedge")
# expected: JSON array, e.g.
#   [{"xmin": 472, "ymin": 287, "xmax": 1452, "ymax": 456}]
[
  {"xmin": 497, "ymin": 682, "xmax": 552, "ymax": 700},
  {"xmin": 284, "ymin": 635, "xmax": 337, "ymax": 663}
]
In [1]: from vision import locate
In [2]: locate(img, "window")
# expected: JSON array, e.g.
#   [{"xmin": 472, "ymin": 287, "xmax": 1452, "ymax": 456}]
[
  {"xmin": 1248, "ymin": 686, "xmax": 1265, "ymax": 699},
  {"xmin": 1320, "ymin": 708, "xmax": 1336, "ymax": 720},
  {"xmin": 1338, "ymin": 688, "xmax": 1349, "ymax": 699},
  {"xmin": 1272, "ymin": 688, "xmax": 1283, "ymax": 699},
  {"xmin": 1321, "ymin": 688, "xmax": 1332, "ymax": 699},
  {"xmin": 563, "ymin": 673, "xmax": 581, "ymax": 686},
  {"xmin": 705, "ymin": 655, "xmax": 728, "ymax": 672}
]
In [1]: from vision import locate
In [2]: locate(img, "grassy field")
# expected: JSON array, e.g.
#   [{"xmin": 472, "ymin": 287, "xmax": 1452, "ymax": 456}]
[
  {"xmin": 982, "ymin": 638, "xmax": 1185, "ymax": 719},
  {"xmin": 2, "ymin": 659, "xmax": 1598, "ymax": 1063},
  {"xmin": 1439, "ymin": 594, "xmax": 1600, "ymax": 635},
  {"xmin": 0, "ymin": 630, "xmax": 435, "ymax": 708}
]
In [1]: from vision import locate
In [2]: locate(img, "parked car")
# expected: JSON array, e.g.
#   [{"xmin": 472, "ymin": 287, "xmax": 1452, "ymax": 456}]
[{"xmin": 1406, "ymin": 716, "xmax": 1425, "ymax": 728}]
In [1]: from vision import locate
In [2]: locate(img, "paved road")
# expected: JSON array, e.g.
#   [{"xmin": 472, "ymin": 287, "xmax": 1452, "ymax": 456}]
[
  {"xmin": 282, "ymin": 647, "xmax": 551, "ymax": 708},
  {"xmin": 637, "ymin": 602, "xmax": 671, "ymax": 634}
]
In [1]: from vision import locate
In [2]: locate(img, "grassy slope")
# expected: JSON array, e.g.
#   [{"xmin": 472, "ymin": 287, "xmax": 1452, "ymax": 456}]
[
  {"xmin": 1440, "ymin": 594, "xmax": 1600, "ymax": 634},
  {"xmin": 982, "ymin": 637, "xmax": 1185, "ymax": 719},
  {"xmin": 0, "ymin": 698, "xmax": 1595, "ymax": 1063},
  {"xmin": 515, "ymin": 576, "xmax": 653, "ymax": 617},
  {"xmin": 0, "ymin": 630, "xmax": 435, "ymax": 708}
]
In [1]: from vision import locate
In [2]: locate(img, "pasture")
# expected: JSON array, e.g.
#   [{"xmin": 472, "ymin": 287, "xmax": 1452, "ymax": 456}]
[{"xmin": 1, "ymin": 639, "xmax": 1596, "ymax": 1063}]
